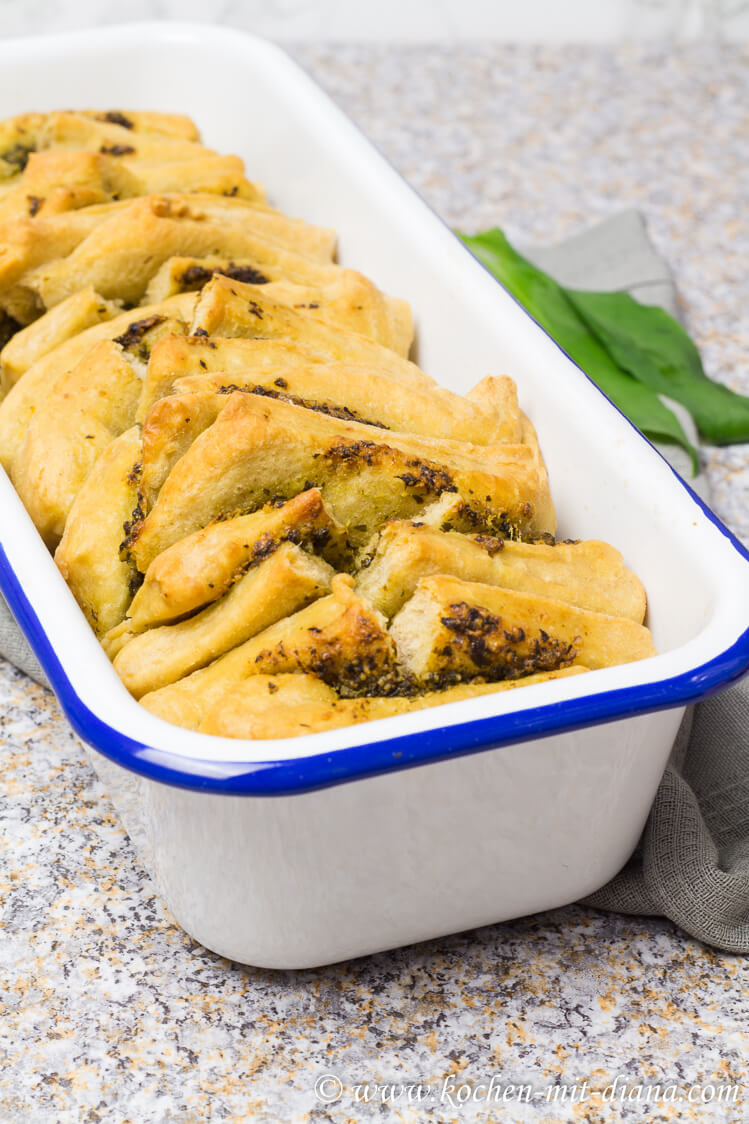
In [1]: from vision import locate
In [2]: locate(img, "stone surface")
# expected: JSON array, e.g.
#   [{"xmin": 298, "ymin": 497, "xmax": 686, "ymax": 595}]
[{"xmin": 1, "ymin": 42, "xmax": 748, "ymax": 1124}]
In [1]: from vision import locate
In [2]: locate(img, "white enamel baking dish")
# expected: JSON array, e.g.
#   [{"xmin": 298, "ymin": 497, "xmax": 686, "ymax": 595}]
[{"xmin": 1, "ymin": 23, "xmax": 748, "ymax": 968}]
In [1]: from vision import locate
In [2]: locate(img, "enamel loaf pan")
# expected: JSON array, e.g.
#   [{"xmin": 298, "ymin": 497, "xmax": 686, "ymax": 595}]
[{"xmin": 2, "ymin": 23, "xmax": 748, "ymax": 968}]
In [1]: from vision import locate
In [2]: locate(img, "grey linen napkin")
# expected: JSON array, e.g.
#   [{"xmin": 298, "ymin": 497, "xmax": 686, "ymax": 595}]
[{"xmin": 1, "ymin": 211, "xmax": 748, "ymax": 952}]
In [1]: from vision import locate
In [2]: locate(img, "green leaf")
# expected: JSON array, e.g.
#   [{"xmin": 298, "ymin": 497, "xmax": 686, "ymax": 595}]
[
  {"xmin": 458, "ymin": 228, "xmax": 699, "ymax": 473},
  {"xmin": 565, "ymin": 289, "xmax": 749, "ymax": 445}
]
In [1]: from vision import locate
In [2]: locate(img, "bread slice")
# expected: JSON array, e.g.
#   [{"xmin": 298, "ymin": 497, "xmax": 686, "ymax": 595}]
[
  {"xmin": 140, "ymin": 575, "xmax": 397, "ymax": 728},
  {"xmin": 191, "ymin": 275, "xmax": 433, "ymax": 385},
  {"xmin": 10, "ymin": 307, "xmax": 190, "ymax": 543},
  {"xmin": 144, "ymin": 256, "xmax": 412, "ymax": 353},
  {"xmin": 136, "ymin": 334, "xmax": 329, "ymax": 421},
  {"xmin": 0, "ymin": 292, "xmax": 196, "ymax": 470},
  {"xmin": 390, "ymin": 574, "xmax": 656, "ymax": 686},
  {"xmin": 72, "ymin": 110, "xmax": 202, "ymax": 140},
  {"xmin": 54, "ymin": 426, "xmax": 141, "ymax": 635},
  {"xmin": 12, "ymin": 340, "xmax": 143, "ymax": 546},
  {"xmin": 113, "ymin": 542, "xmax": 334, "ymax": 698},
  {"xmin": 136, "ymin": 362, "xmax": 524, "ymax": 514},
  {"xmin": 127, "ymin": 391, "xmax": 553, "ymax": 569},
  {"xmin": 143, "ymin": 250, "xmax": 334, "ymax": 303},
  {"xmin": 123, "ymin": 488, "xmax": 349, "ymax": 631},
  {"xmin": 138, "ymin": 390, "xmax": 229, "ymax": 510},
  {"xmin": 0, "ymin": 150, "xmax": 265, "ymax": 225},
  {"xmin": 20, "ymin": 194, "xmax": 337, "ymax": 311},
  {"xmin": 22, "ymin": 111, "xmax": 208, "ymax": 162},
  {"xmin": 171, "ymin": 362, "xmax": 516, "ymax": 446},
  {"xmin": 356, "ymin": 521, "xmax": 647, "ymax": 622},
  {"xmin": 0, "ymin": 151, "xmax": 116, "ymax": 222},
  {"xmin": 0, "ymin": 286, "xmax": 120, "ymax": 385},
  {"xmin": 0, "ymin": 204, "xmax": 122, "ymax": 306},
  {"xmin": 200, "ymin": 666, "xmax": 589, "ymax": 739},
  {"xmin": 171, "ymin": 672, "xmax": 339, "ymax": 734},
  {"xmin": 0, "ymin": 109, "xmax": 203, "ymax": 184},
  {"xmin": 466, "ymin": 375, "xmax": 524, "ymax": 443},
  {"xmin": 111, "ymin": 155, "xmax": 263, "ymax": 202},
  {"xmin": 136, "ymin": 323, "xmax": 436, "ymax": 423}
]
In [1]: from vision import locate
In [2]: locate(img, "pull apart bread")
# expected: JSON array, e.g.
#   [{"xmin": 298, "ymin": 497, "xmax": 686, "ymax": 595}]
[{"xmin": 0, "ymin": 109, "xmax": 656, "ymax": 739}]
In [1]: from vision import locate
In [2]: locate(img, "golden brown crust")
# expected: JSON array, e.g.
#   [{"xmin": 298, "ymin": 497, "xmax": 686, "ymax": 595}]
[
  {"xmin": 191, "ymin": 275, "xmax": 433, "ymax": 386},
  {"xmin": 113, "ymin": 542, "xmax": 334, "ymax": 698},
  {"xmin": 389, "ymin": 574, "xmax": 656, "ymax": 686},
  {"xmin": 356, "ymin": 521, "xmax": 647, "ymax": 621},
  {"xmin": 168, "ymin": 673, "xmax": 338, "ymax": 734},
  {"xmin": 126, "ymin": 489, "xmax": 349, "ymax": 631},
  {"xmin": 138, "ymin": 390, "xmax": 229, "ymax": 512},
  {"xmin": 0, "ymin": 206, "xmax": 117, "ymax": 309},
  {"xmin": 77, "ymin": 111, "xmax": 201, "ymax": 141},
  {"xmin": 200, "ymin": 667, "xmax": 589, "ymax": 738},
  {"xmin": 0, "ymin": 151, "xmax": 115, "ymax": 223},
  {"xmin": 12, "ymin": 339, "xmax": 142, "ymax": 546},
  {"xmin": 466, "ymin": 375, "xmax": 523, "ymax": 443},
  {"xmin": 0, "ymin": 111, "xmax": 205, "ymax": 184},
  {"xmin": 144, "ymin": 259, "xmax": 411, "ymax": 353},
  {"xmin": 0, "ymin": 293, "xmax": 195, "ymax": 472},
  {"xmin": 0, "ymin": 150, "xmax": 265, "ymax": 227},
  {"xmin": 0, "ymin": 285, "xmax": 120, "ymax": 388},
  {"xmin": 54, "ymin": 426, "xmax": 141, "ymax": 635},
  {"xmin": 170, "ymin": 360, "xmax": 518, "ymax": 446},
  {"xmin": 3, "ymin": 111, "xmax": 207, "ymax": 166},
  {"xmin": 127, "ymin": 391, "xmax": 553, "ymax": 570},
  {"xmin": 0, "ymin": 113, "xmax": 46, "ymax": 180},
  {"xmin": 135, "ymin": 334, "xmax": 328, "ymax": 422},
  {"xmin": 140, "ymin": 575, "xmax": 396, "ymax": 728},
  {"xmin": 20, "ymin": 194, "xmax": 336, "ymax": 311},
  {"xmin": 259, "ymin": 275, "xmax": 413, "ymax": 357}
]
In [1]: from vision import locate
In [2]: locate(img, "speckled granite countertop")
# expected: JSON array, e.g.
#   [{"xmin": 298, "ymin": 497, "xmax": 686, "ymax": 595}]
[{"xmin": 2, "ymin": 43, "xmax": 748, "ymax": 1124}]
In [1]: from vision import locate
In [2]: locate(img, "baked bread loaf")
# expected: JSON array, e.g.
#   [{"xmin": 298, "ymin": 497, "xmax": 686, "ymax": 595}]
[{"xmin": 0, "ymin": 108, "xmax": 656, "ymax": 738}]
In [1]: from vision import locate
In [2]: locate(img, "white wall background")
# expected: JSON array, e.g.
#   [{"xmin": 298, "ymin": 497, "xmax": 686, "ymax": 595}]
[{"xmin": 0, "ymin": 0, "xmax": 748, "ymax": 40}]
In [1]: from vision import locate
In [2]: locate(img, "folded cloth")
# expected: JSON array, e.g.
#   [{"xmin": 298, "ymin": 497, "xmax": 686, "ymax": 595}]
[{"xmin": 1, "ymin": 210, "xmax": 747, "ymax": 951}]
